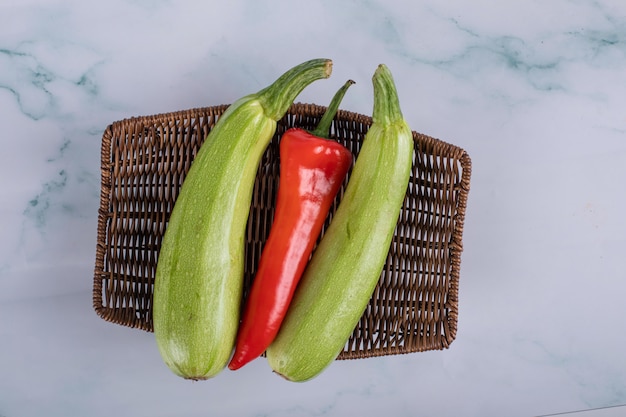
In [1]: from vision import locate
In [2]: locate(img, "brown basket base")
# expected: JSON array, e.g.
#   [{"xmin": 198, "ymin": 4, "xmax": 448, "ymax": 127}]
[{"xmin": 93, "ymin": 103, "xmax": 471, "ymax": 360}]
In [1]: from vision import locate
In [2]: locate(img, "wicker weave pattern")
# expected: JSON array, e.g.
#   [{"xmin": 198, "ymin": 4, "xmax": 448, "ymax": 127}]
[{"xmin": 93, "ymin": 103, "xmax": 471, "ymax": 360}]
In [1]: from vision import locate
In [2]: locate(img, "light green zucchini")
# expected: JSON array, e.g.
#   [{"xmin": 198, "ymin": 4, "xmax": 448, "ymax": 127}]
[
  {"xmin": 265, "ymin": 64, "xmax": 413, "ymax": 382},
  {"xmin": 153, "ymin": 59, "xmax": 333, "ymax": 380}
]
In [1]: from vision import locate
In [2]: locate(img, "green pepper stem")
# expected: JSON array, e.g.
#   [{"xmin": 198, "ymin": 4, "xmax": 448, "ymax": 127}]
[
  {"xmin": 310, "ymin": 79, "xmax": 355, "ymax": 138},
  {"xmin": 372, "ymin": 64, "xmax": 404, "ymax": 126},
  {"xmin": 257, "ymin": 59, "xmax": 333, "ymax": 121}
]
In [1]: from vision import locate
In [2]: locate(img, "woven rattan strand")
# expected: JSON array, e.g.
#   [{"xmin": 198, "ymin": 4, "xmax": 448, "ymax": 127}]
[{"xmin": 93, "ymin": 103, "xmax": 471, "ymax": 360}]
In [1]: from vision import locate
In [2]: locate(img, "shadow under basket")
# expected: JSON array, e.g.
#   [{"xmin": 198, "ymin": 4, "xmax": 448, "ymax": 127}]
[{"xmin": 93, "ymin": 103, "xmax": 472, "ymax": 360}]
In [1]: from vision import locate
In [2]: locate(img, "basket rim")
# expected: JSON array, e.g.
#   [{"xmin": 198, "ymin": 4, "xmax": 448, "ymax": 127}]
[{"xmin": 92, "ymin": 102, "xmax": 472, "ymax": 357}]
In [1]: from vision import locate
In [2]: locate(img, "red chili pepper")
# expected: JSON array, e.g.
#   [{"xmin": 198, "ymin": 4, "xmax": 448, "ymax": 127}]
[{"xmin": 228, "ymin": 80, "xmax": 355, "ymax": 371}]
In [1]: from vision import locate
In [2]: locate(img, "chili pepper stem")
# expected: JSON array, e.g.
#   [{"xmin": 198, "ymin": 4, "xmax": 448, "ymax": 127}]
[{"xmin": 310, "ymin": 79, "xmax": 355, "ymax": 138}]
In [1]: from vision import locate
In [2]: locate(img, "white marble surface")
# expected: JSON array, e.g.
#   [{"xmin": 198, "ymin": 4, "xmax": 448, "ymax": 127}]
[{"xmin": 1, "ymin": 0, "xmax": 625, "ymax": 416}]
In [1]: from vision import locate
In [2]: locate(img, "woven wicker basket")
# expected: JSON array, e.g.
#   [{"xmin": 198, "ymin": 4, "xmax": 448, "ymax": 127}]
[{"xmin": 93, "ymin": 103, "xmax": 471, "ymax": 360}]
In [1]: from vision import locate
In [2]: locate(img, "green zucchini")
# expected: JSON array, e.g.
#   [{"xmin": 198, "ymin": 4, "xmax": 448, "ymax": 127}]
[
  {"xmin": 265, "ymin": 64, "xmax": 413, "ymax": 382},
  {"xmin": 153, "ymin": 59, "xmax": 333, "ymax": 380}
]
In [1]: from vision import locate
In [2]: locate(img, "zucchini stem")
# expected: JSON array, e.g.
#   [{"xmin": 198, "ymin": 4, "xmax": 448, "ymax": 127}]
[
  {"xmin": 258, "ymin": 59, "xmax": 333, "ymax": 121},
  {"xmin": 372, "ymin": 64, "xmax": 404, "ymax": 126}
]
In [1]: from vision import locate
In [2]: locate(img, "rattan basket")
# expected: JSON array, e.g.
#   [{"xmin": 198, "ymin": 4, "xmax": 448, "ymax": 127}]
[{"xmin": 93, "ymin": 103, "xmax": 471, "ymax": 360}]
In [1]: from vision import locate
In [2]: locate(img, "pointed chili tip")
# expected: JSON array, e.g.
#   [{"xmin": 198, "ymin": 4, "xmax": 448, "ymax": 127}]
[{"xmin": 227, "ymin": 358, "xmax": 243, "ymax": 371}]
